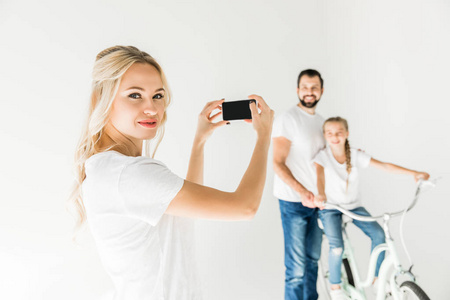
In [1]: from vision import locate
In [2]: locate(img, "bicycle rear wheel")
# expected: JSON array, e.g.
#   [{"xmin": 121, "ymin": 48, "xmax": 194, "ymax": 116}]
[
  {"xmin": 342, "ymin": 258, "xmax": 354, "ymax": 287},
  {"xmin": 399, "ymin": 281, "xmax": 430, "ymax": 300}
]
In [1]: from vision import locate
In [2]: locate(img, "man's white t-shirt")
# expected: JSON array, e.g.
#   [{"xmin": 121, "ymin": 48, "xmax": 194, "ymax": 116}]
[
  {"xmin": 82, "ymin": 151, "xmax": 201, "ymax": 300},
  {"xmin": 313, "ymin": 146, "xmax": 372, "ymax": 210},
  {"xmin": 272, "ymin": 105, "xmax": 326, "ymax": 202}
]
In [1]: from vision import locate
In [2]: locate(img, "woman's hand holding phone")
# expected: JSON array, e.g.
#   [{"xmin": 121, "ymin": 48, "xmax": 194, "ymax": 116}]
[
  {"xmin": 194, "ymin": 95, "xmax": 274, "ymax": 143},
  {"xmin": 172, "ymin": 96, "xmax": 274, "ymax": 220},
  {"xmin": 247, "ymin": 94, "xmax": 274, "ymax": 140},
  {"xmin": 194, "ymin": 99, "xmax": 229, "ymax": 144}
]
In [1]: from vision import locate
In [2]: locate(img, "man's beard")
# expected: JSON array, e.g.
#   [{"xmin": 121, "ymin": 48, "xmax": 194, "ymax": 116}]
[{"xmin": 298, "ymin": 96, "xmax": 320, "ymax": 108}]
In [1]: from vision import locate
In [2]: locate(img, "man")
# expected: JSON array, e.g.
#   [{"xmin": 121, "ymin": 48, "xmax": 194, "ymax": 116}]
[{"xmin": 273, "ymin": 69, "xmax": 326, "ymax": 300}]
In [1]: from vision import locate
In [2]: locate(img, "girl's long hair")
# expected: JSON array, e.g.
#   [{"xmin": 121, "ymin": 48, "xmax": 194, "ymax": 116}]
[
  {"xmin": 68, "ymin": 46, "xmax": 172, "ymax": 235},
  {"xmin": 323, "ymin": 117, "xmax": 352, "ymax": 190}
]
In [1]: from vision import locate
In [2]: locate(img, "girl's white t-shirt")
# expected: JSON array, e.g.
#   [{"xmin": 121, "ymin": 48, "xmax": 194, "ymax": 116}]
[
  {"xmin": 82, "ymin": 151, "xmax": 201, "ymax": 300},
  {"xmin": 313, "ymin": 146, "xmax": 371, "ymax": 209}
]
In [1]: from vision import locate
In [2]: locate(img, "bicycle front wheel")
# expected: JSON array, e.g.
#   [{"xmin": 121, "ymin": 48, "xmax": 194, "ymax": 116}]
[{"xmin": 400, "ymin": 281, "xmax": 430, "ymax": 300}]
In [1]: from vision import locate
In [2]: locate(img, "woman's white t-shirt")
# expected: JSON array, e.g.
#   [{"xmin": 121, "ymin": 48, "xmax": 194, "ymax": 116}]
[
  {"xmin": 313, "ymin": 146, "xmax": 371, "ymax": 210},
  {"xmin": 82, "ymin": 151, "xmax": 201, "ymax": 300}
]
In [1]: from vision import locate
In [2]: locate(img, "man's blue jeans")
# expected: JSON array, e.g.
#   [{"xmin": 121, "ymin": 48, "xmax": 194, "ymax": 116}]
[
  {"xmin": 318, "ymin": 206, "xmax": 386, "ymax": 285},
  {"xmin": 279, "ymin": 200, "xmax": 322, "ymax": 300}
]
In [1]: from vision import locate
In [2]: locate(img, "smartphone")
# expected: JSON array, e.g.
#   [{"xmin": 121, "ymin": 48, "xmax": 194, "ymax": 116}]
[{"xmin": 222, "ymin": 99, "xmax": 256, "ymax": 121}]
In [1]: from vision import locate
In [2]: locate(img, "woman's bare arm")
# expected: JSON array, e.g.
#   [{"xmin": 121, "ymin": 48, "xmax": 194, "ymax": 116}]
[
  {"xmin": 186, "ymin": 99, "xmax": 227, "ymax": 185},
  {"xmin": 168, "ymin": 136, "xmax": 270, "ymax": 220},
  {"xmin": 167, "ymin": 95, "xmax": 274, "ymax": 220}
]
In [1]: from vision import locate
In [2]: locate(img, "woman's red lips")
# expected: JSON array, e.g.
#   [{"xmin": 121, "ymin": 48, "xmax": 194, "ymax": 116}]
[{"xmin": 138, "ymin": 119, "xmax": 157, "ymax": 128}]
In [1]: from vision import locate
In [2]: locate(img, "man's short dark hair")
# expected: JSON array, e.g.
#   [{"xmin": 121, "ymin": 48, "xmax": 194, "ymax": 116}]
[{"xmin": 297, "ymin": 69, "xmax": 323, "ymax": 88}]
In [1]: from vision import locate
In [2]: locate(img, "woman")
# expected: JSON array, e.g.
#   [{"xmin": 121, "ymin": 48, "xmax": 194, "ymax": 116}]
[
  {"xmin": 69, "ymin": 45, "xmax": 274, "ymax": 299},
  {"xmin": 313, "ymin": 116, "xmax": 429, "ymax": 300}
]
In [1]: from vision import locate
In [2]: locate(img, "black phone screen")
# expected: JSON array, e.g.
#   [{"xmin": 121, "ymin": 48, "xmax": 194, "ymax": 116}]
[{"xmin": 222, "ymin": 99, "xmax": 256, "ymax": 121}]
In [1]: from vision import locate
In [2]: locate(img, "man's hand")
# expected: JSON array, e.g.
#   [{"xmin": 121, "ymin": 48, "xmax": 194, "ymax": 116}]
[{"xmin": 299, "ymin": 189, "xmax": 316, "ymax": 208}]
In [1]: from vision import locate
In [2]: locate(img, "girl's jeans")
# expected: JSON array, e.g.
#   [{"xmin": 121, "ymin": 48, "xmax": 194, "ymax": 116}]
[{"xmin": 318, "ymin": 206, "xmax": 386, "ymax": 285}]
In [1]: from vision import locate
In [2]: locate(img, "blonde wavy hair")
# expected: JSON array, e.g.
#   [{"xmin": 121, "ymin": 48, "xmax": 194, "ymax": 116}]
[{"xmin": 68, "ymin": 46, "xmax": 172, "ymax": 234}]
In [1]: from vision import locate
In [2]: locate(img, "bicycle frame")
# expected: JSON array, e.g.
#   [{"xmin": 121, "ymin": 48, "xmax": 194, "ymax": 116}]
[
  {"xmin": 321, "ymin": 180, "xmax": 433, "ymax": 300},
  {"xmin": 339, "ymin": 214, "xmax": 414, "ymax": 300}
]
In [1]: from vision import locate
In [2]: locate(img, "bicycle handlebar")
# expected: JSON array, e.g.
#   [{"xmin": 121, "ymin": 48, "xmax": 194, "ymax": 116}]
[{"xmin": 323, "ymin": 179, "xmax": 436, "ymax": 222}]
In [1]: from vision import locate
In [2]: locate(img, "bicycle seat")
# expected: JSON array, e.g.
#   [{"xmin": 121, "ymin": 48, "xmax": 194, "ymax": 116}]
[
  {"xmin": 342, "ymin": 215, "xmax": 353, "ymax": 224},
  {"xmin": 317, "ymin": 218, "xmax": 324, "ymax": 230}
]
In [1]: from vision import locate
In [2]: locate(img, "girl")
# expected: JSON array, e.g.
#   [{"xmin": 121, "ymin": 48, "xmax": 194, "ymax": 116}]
[
  {"xmin": 313, "ymin": 117, "xmax": 429, "ymax": 300},
  {"xmin": 69, "ymin": 46, "xmax": 274, "ymax": 299}
]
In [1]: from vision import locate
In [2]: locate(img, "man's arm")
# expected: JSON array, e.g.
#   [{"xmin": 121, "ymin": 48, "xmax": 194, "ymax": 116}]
[{"xmin": 272, "ymin": 136, "xmax": 315, "ymax": 207}]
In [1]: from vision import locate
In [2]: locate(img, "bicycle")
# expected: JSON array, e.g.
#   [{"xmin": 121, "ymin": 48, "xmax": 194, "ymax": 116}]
[{"xmin": 317, "ymin": 179, "xmax": 436, "ymax": 300}]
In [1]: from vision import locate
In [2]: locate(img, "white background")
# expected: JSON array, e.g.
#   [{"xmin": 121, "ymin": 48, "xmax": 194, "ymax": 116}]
[{"xmin": 1, "ymin": 0, "xmax": 449, "ymax": 299}]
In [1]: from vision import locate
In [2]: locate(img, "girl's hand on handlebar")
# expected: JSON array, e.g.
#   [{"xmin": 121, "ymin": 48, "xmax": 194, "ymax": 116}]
[
  {"xmin": 247, "ymin": 94, "xmax": 274, "ymax": 139},
  {"xmin": 414, "ymin": 171, "xmax": 430, "ymax": 182},
  {"xmin": 195, "ymin": 99, "xmax": 228, "ymax": 143},
  {"xmin": 314, "ymin": 194, "xmax": 327, "ymax": 210}
]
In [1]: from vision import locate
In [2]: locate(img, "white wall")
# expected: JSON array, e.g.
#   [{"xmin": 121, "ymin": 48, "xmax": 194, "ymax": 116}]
[{"xmin": 1, "ymin": 0, "xmax": 449, "ymax": 299}]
